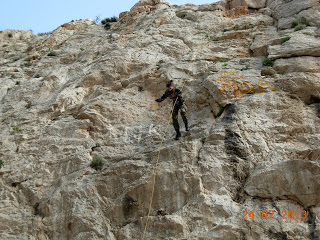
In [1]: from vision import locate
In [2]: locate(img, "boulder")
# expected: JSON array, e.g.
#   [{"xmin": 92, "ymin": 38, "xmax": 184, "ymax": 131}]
[
  {"xmin": 130, "ymin": 0, "xmax": 170, "ymax": 11},
  {"xmin": 274, "ymin": 57, "xmax": 320, "ymax": 74},
  {"xmin": 268, "ymin": 32, "xmax": 320, "ymax": 58},
  {"xmin": 245, "ymin": 160, "xmax": 320, "ymax": 207}
]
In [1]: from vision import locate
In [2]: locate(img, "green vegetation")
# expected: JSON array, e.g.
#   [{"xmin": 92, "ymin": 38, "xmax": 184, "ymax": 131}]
[
  {"xmin": 240, "ymin": 65, "xmax": 250, "ymax": 71},
  {"xmin": 0, "ymin": 160, "xmax": 3, "ymax": 169},
  {"xmin": 12, "ymin": 126, "xmax": 22, "ymax": 133},
  {"xmin": 48, "ymin": 51, "xmax": 57, "ymax": 56},
  {"xmin": 156, "ymin": 60, "xmax": 165, "ymax": 70},
  {"xmin": 37, "ymin": 32, "xmax": 51, "ymax": 36},
  {"xmin": 261, "ymin": 70, "xmax": 267, "ymax": 76},
  {"xmin": 294, "ymin": 24, "xmax": 306, "ymax": 31},
  {"xmin": 300, "ymin": 17, "xmax": 310, "ymax": 26},
  {"xmin": 101, "ymin": 16, "xmax": 118, "ymax": 30},
  {"xmin": 90, "ymin": 156, "xmax": 104, "ymax": 170},
  {"xmin": 214, "ymin": 104, "xmax": 225, "ymax": 118},
  {"xmin": 101, "ymin": 16, "xmax": 118, "ymax": 24},
  {"xmin": 291, "ymin": 19, "xmax": 299, "ymax": 28},
  {"xmin": 292, "ymin": 17, "xmax": 310, "ymax": 31},
  {"xmin": 8, "ymin": 33, "xmax": 13, "ymax": 38},
  {"xmin": 281, "ymin": 36, "xmax": 291, "ymax": 44},
  {"xmin": 262, "ymin": 57, "xmax": 275, "ymax": 67},
  {"xmin": 219, "ymin": 58, "xmax": 229, "ymax": 62},
  {"xmin": 201, "ymin": 136, "xmax": 206, "ymax": 144},
  {"xmin": 258, "ymin": 21, "xmax": 267, "ymax": 27},
  {"xmin": 26, "ymin": 102, "xmax": 32, "ymax": 109},
  {"xmin": 233, "ymin": 24, "xmax": 239, "ymax": 30}
]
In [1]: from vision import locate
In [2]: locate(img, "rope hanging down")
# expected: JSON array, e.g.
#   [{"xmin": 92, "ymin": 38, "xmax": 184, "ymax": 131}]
[{"xmin": 141, "ymin": 78, "xmax": 187, "ymax": 240}]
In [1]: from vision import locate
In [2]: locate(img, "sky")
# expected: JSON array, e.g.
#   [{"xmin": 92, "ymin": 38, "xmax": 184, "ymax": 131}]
[{"xmin": 0, "ymin": 0, "xmax": 218, "ymax": 34}]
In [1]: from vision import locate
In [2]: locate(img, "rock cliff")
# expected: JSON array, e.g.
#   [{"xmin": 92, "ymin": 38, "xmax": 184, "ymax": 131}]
[{"xmin": 0, "ymin": 0, "xmax": 320, "ymax": 239}]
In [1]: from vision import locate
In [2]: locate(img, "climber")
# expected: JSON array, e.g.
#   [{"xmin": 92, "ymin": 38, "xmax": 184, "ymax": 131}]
[{"xmin": 155, "ymin": 80, "xmax": 189, "ymax": 140}]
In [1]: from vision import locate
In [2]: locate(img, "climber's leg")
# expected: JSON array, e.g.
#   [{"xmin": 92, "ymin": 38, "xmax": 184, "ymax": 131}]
[
  {"xmin": 172, "ymin": 106, "xmax": 181, "ymax": 140},
  {"xmin": 180, "ymin": 103, "xmax": 189, "ymax": 131}
]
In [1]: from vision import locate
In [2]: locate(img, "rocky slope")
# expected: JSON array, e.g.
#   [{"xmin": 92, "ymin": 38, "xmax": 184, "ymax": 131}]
[{"xmin": 0, "ymin": 0, "xmax": 320, "ymax": 239}]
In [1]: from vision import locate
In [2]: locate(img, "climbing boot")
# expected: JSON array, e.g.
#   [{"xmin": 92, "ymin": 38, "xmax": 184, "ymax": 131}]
[{"xmin": 175, "ymin": 131, "xmax": 181, "ymax": 140}]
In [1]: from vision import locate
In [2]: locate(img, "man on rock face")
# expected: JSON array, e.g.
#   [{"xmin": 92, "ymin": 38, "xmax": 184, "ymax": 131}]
[{"xmin": 155, "ymin": 80, "xmax": 189, "ymax": 140}]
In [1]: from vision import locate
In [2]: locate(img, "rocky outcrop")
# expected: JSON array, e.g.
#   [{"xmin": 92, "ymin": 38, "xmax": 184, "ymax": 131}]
[
  {"xmin": 228, "ymin": 0, "xmax": 266, "ymax": 9},
  {"xmin": 267, "ymin": 0, "xmax": 320, "ymax": 29},
  {"xmin": 0, "ymin": 0, "xmax": 319, "ymax": 239}
]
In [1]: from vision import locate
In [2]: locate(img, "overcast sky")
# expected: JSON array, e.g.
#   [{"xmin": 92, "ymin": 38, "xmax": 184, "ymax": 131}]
[{"xmin": 0, "ymin": 0, "xmax": 219, "ymax": 34}]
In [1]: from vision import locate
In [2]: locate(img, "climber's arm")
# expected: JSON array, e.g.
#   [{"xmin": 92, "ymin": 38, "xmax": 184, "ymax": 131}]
[{"xmin": 155, "ymin": 90, "xmax": 170, "ymax": 102}]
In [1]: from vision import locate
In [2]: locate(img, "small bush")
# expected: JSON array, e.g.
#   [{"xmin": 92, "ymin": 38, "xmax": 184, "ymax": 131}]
[
  {"xmin": 281, "ymin": 36, "xmax": 291, "ymax": 44},
  {"xmin": 8, "ymin": 33, "xmax": 13, "ymax": 38},
  {"xmin": 104, "ymin": 22, "xmax": 111, "ymax": 30},
  {"xmin": 292, "ymin": 17, "xmax": 309, "ymax": 31},
  {"xmin": 262, "ymin": 57, "xmax": 275, "ymax": 67},
  {"xmin": 201, "ymin": 136, "xmax": 206, "ymax": 144},
  {"xmin": 156, "ymin": 60, "xmax": 165, "ymax": 70},
  {"xmin": 294, "ymin": 24, "xmax": 306, "ymax": 31},
  {"xmin": 90, "ymin": 157, "xmax": 104, "ymax": 170},
  {"xmin": 37, "ymin": 32, "xmax": 51, "ymax": 36},
  {"xmin": 48, "ymin": 51, "xmax": 57, "ymax": 56},
  {"xmin": 26, "ymin": 102, "xmax": 32, "ymax": 109},
  {"xmin": 291, "ymin": 19, "xmax": 299, "ymax": 28},
  {"xmin": 0, "ymin": 160, "xmax": 3, "ymax": 169},
  {"xmin": 12, "ymin": 126, "xmax": 22, "ymax": 133},
  {"xmin": 233, "ymin": 24, "xmax": 239, "ymax": 30},
  {"xmin": 101, "ymin": 16, "xmax": 118, "ymax": 24},
  {"xmin": 219, "ymin": 58, "xmax": 229, "ymax": 62},
  {"xmin": 300, "ymin": 17, "xmax": 310, "ymax": 26},
  {"xmin": 217, "ymin": 105, "xmax": 224, "ymax": 118},
  {"xmin": 240, "ymin": 65, "xmax": 250, "ymax": 71}
]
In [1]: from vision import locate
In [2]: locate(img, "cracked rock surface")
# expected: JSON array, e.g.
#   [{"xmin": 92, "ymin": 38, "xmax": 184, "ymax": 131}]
[{"xmin": 0, "ymin": 0, "xmax": 319, "ymax": 239}]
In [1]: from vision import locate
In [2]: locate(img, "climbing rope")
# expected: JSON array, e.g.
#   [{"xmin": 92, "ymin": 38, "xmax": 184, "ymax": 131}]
[{"xmin": 141, "ymin": 78, "xmax": 187, "ymax": 240}]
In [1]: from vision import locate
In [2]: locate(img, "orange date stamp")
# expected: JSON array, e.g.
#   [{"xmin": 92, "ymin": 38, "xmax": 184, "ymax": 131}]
[{"xmin": 242, "ymin": 210, "xmax": 308, "ymax": 220}]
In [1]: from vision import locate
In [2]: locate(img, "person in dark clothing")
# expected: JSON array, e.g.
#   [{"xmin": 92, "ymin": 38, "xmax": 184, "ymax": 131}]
[{"xmin": 155, "ymin": 80, "xmax": 189, "ymax": 140}]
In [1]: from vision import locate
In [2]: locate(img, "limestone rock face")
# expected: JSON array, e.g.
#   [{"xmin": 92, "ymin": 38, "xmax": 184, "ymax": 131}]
[
  {"xmin": 0, "ymin": 0, "xmax": 320, "ymax": 239},
  {"xmin": 130, "ymin": 0, "xmax": 170, "ymax": 11},
  {"xmin": 267, "ymin": 0, "xmax": 320, "ymax": 29},
  {"xmin": 228, "ymin": 0, "xmax": 267, "ymax": 9}
]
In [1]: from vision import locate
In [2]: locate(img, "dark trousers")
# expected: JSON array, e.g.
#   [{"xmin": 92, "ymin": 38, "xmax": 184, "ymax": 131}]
[{"xmin": 172, "ymin": 103, "xmax": 188, "ymax": 134}]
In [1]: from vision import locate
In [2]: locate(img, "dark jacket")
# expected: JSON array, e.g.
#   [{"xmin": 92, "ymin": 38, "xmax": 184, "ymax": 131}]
[{"xmin": 156, "ymin": 88, "xmax": 185, "ymax": 107}]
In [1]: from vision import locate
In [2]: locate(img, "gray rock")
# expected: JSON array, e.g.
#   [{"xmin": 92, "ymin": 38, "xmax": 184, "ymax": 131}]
[
  {"xmin": 1, "ymin": 1, "xmax": 320, "ymax": 239},
  {"xmin": 268, "ymin": 32, "xmax": 320, "ymax": 58},
  {"xmin": 228, "ymin": 0, "xmax": 267, "ymax": 9},
  {"xmin": 245, "ymin": 160, "xmax": 320, "ymax": 207}
]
